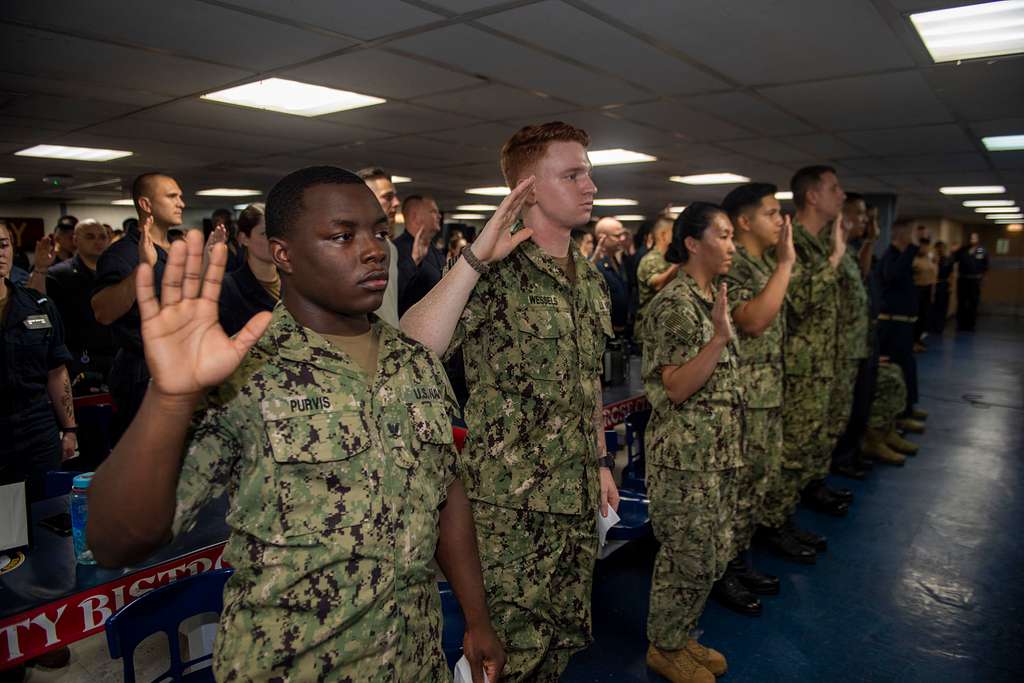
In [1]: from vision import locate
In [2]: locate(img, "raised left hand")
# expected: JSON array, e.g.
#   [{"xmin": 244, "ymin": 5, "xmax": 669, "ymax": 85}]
[{"xmin": 463, "ymin": 622, "xmax": 506, "ymax": 682}]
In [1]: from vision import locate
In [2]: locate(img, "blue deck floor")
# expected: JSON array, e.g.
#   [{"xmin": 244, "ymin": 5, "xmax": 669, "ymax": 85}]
[{"xmin": 564, "ymin": 315, "xmax": 1024, "ymax": 682}]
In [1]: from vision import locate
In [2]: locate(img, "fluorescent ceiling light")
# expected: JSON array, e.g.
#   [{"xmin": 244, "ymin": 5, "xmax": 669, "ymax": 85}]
[
  {"xmin": 775, "ymin": 191, "xmax": 794, "ymax": 200},
  {"xmin": 910, "ymin": 1, "xmax": 1024, "ymax": 63},
  {"xmin": 982, "ymin": 134, "xmax": 1024, "ymax": 151},
  {"xmin": 670, "ymin": 173, "xmax": 751, "ymax": 185},
  {"xmin": 0, "ymin": 177, "xmax": 15, "ymax": 185},
  {"xmin": 391, "ymin": 175, "xmax": 412, "ymax": 183},
  {"xmin": 975, "ymin": 206, "xmax": 1020, "ymax": 213},
  {"xmin": 456, "ymin": 204, "xmax": 498, "ymax": 211},
  {"xmin": 962, "ymin": 199, "xmax": 1015, "ymax": 207},
  {"xmin": 234, "ymin": 203, "xmax": 254, "ymax": 210},
  {"xmin": 988, "ymin": 213, "xmax": 1023, "ymax": 219},
  {"xmin": 201, "ymin": 78, "xmax": 385, "ymax": 117},
  {"xmin": 196, "ymin": 188, "xmax": 261, "ymax": 197},
  {"xmin": 593, "ymin": 198, "xmax": 639, "ymax": 206},
  {"xmin": 669, "ymin": 205, "xmax": 687, "ymax": 214},
  {"xmin": 15, "ymin": 144, "xmax": 133, "ymax": 162},
  {"xmin": 940, "ymin": 185, "xmax": 1005, "ymax": 195},
  {"xmin": 588, "ymin": 148, "xmax": 657, "ymax": 166},
  {"xmin": 1004, "ymin": 223, "xmax": 1023, "ymax": 231},
  {"xmin": 111, "ymin": 199, "xmax": 135, "ymax": 206},
  {"xmin": 450, "ymin": 213, "xmax": 486, "ymax": 220},
  {"xmin": 466, "ymin": 186, "xmax": 511, "ymax": 196},
  {"xmin": 613, "ymin": 214, "xmax": 645, "ymax": 221}
]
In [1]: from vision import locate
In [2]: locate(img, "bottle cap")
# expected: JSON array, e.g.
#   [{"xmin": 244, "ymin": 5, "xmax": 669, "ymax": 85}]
[{"xmin": 71, "ymin": 472, "xmax": 95, "ymax": 491}]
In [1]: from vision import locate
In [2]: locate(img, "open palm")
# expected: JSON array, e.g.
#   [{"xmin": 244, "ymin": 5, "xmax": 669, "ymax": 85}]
[
  {"xmin": 137, "ymin": 229, "xmax": 271, "ymax": 397},
  {"xmin": 469, "ymin": 176, "xmax": 535, "ymax": 264}
]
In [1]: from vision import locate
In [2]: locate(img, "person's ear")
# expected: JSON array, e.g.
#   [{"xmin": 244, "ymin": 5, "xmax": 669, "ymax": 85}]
[
  {"xmin": 270, "ymin": 238, "xmax": 292, "ymax": 274},
  {"xmin": 684, "ymin": 235, "xmax": 699, "ymax": 257},
  {"xmin": 237, "ymin": 231, "xmax": 251, "ymax": 249},
  {"xmin": 137, "ymin": 196, "xmax": 152, "ymax": 215}
]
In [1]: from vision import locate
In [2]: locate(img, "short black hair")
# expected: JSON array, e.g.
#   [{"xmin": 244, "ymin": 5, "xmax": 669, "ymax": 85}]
[
  {"xmin": 790, "ymin": 165, "xmax": 836, "ymax": 210},
  {"xmin": 122, "ymin": 217, "xmax": 138, "ymax": 233},
  {"xmin": 131, "ymin": 172, "xmax": 171, "ymax": 209},
  {"xmin": 665, "ymin": 201, "xmax": 726, "ymax": 264},
  {"xmin": 401, "ymin": 194, "xmax": 429, "ymax": 218},
  {"xmin": 265, "ymin": 166, "xmax": 365, "ymax": 239},
  {"xmin": 56, "ymin": 215, "xmax": 78, "ymax": 232},
  {"xmin": 570, "ymin": 228, "xmax": 591, "ymax": 243},
  {"xmin": 844, "ymin": 192, "xmax": 865, "ymax": 205},
  {"xmin": 720, "ymin": 183, "xmax": 777, "ymax": 224},
  {"xmin": 212, "ymin": 208, "xmax": 233, "ymax": 222},
  {"xmin": 356, "ymin": 167, "xmax": 390, "ymax": 182}
]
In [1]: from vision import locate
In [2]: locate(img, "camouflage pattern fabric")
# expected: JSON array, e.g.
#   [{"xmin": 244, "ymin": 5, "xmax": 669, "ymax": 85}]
[
  {"xmin": 636, "ymin": 247, "xmax": 671, "ymax": 322},
  {"xmin": 172, "ymin": 304, "xmax": 458, "ymax": 682},
  {"xmin": 782, "ymin": 375, "xmax": 833, "ymax": 492},
  {"xmin": 641, "ymin": 274, "xmax": 745, "ymax": 472},
  {"xmin": 445, "ymin": 232, "xmax": 612, "ymax": 681},
  {"xmin": 869, "ymin": 361, "xmax": 907, "ymax": 431},
  {"xmin": 724, "ymin": 246, "xmax": 785, "ymax": 541},
  {"xmin": 822, "ymin": 358, "xmax": 861, "ymax": 479},
  {"xmin": 446, "ymin": 234, "xmax": 612, "ymax": 514},
  {"xmin": 646, "ymin": 464, "xmax": 740, "ymax": 650},
  {"xmin": 472, "ymin": 503, "xmax": 596, "ymax": 683}
]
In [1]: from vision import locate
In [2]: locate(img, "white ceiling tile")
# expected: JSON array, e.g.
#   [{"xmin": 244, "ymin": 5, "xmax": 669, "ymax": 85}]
[
  {"xmin": 284, "ymin": 49, "xmax": 483, "ymax": 99},
  {"xmin": 717, "ymin": 138, "xmax": 815, "ymax": 164},
  {"xmin": 0, "ymin": 25, "xmax": 253, "ymax": 98},
  {"xmin": 412, "ymin": 84, "xmax": 576, "ymax": 119},
  {"xmin": 2, "ymin": 0, "xmax": 353, "ymax": 71},
  {"xmin": 390, "ymin": 25, "xmax": 646, "ymax": 107},
  {"xmin": 682, "ymin": 92, "xmax": 814, "ymax": 136},
  {"xmin": 213, "ymin": 0, "xmax": 444, "ymax": 40},
  {"xmin": 613, "ymin": 100, "xmax": 750, "ymax": 141},
  {"xmin": 837, "ymin": 124, "xmax": 977, "ymax": 155},
  {"xmin": 478, "ymin": 1, "xmax": 728, "ymax": 95},
  {"xmin": 80, "ymin": 119, "xmax": 300, "ymax": 155},
  {"xmin": 759, "ymin": 72, "xmax": 954, "ymax": 130},
  {"xmin": 0, "ymin": 92, "xmax": 142, "ymax": 127},
  {"xmin": 321, "ymin": 102, "xmax": 482, "ymax": 134},
  {"xmin": 777, "ymin": 133, "xmax": 867, "ymax": 158},
  {"xmin": 924, "ymin": 60, "xmax": 1024, "ymax": 122},
  {"xmin": 577, "ymin": 0, "xmax": 915, "ymax": 84}
]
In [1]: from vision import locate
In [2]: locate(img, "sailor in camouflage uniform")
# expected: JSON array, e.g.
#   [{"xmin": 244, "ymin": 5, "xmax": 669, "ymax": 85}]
[
  {"xmin": 718, "ymin": 184, "xmax": 802, "ymax": 605},
  {"xmin": 401, "ymin": 122, "xmax": 620, "ymax": 682},
  {"xmin": 635, "ymin": 215, "xmax": 679, "ymax": 328},
  {"xmin": 641, "ymin": 203, "xmax": 740, "ymax": 683},
  {"xmin": 88, "ymin": 167, "xmax": 504, "ymax": 683}
]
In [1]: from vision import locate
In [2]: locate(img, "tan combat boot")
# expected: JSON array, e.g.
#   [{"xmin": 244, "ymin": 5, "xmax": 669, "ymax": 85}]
[
  {"xmin": 687, "ymin": 639, "xmax": 727, "ymax": 676},
  {"xmin": 647, "ymin": 644, "xmax": 716, "ymax": 683},
  {"xmin": 895, "ymin": 417, "xmax": 925, "ymax": 434},
  {"xmin": 885, "ymin": 429, "xmax": 920, "ymax": 455},
  {"xmin": 863, "ymin": 430, "xmax": 907, "ymax": 466}
]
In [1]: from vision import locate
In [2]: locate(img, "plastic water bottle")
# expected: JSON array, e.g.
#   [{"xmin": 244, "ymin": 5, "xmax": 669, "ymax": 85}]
[{"xmin": 70, "ymin": 472, "xmax": 96, "ymax": 565}]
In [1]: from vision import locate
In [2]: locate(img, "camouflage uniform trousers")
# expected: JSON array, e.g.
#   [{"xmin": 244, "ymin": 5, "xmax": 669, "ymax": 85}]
[
  {"xmin": 869, "ymin": 362, "xmax": 907, "ymax": 432},
  {"xmin": 816, "ymin": 358, "xmax": 860, "ymax": 479},
  {"xmin": 647, "ymin": 464, "xmax": 740, "ymax": 650},
  {"xmin": 471, "ymin": 502, "xmax": 597, "ymax": 683},
  {"xmin": 781, "ymin": 375, "xmax": 834, "ymax": 497},
  {"xmin": 737, "ymin": 407, "xmax": 784, "ymax": 544}
]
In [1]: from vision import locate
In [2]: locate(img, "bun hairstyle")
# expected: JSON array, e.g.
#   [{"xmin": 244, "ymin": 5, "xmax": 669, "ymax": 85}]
[{"xmin": 665, "ymin": 201, "xmax": 725, "ymax": 264}]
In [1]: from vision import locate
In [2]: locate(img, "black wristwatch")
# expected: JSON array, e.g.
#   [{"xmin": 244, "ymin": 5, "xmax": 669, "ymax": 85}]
[{"xmin": 598, "ymin": 454, "xmax": 615, "ymax": 469}]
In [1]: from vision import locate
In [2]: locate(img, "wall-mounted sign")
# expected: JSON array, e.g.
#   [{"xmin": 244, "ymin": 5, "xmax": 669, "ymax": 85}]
[
  {"xmin": 996, "ymin": 238, "xmax": 1010, "ymax": 255},
  {"xmin": 0, "ymin": 217, "xmax": 45, "ymax": 250}
]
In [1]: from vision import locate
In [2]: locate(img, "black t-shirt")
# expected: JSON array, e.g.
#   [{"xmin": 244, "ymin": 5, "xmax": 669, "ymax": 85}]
[
  {"xmin": 394, "ymin": 231, "xmax": 446, "ymax": 317},
  {"xmin": 0, "ymin": 279, "xmax": 74, "ymax": 413},
  {"xmin": 93, "ymin": 229, "xmax": 168, "ymax": 356},
  {"xmin": 218, "ymin": 261, "xmax": 278, "ymax": 337},
  {"xmin": 46, "ymin": 254, "xmax": 116, "ymax": 361}
]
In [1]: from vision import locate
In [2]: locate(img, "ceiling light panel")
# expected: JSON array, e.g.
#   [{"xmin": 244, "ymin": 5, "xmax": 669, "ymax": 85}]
[
  {"xmin": 588, "ymin": 149, "xmax": 657, "ymax": 166},
  {"xmin": 450, "ymin": 213, "xmax": 486, "ymax": 220},
  {"xmin": 613, "ymin": 215, "xmax": 645, "ymax": 221},
  {"xmin": 0, "ymin": 177, "xmax": 15, "ymax": 185},
  {"xmin": 910, "ymin": 1, "xmax": 1024, "ymax": 63},
  {"xmin": 593, "ymin": 198, "xmax": 639, "ymax": 206},
  {"xmin": 202, "ymin": 78, "xmax": 386, "ymax": 117},
  {"xmin": 466, "ymin": 186, "xmax": 511, "ymax": 196},
  {"xmin": 974, "ymin": 206, "xmax": 1020, "ymax": 213},
  {"xmin": 670, "ymin": 173, "xmax": 751, "ymax": 185},
  {"xmin": 15, "ymin": 145, "xmax": 133, "ymax": 162},
  {"xmin": 391, "ymin": 175, "xmax": 412, "ymax": 183},
  {"xmin": 962, "ymin": 199, "xmax": 1015, "ymax": 207},
  {"xmin": 982, "ymin": 134, "xmax": 1024, "ymax": 151},
  {"xmin": 196, "ymin": 188, "xmax": 261, "ymax": 197},
  {"xmin": 456, "ymin": 204, "xmax": 498, "ymax": 211},
  {"xmin": 111, "ymin": 199, "xmax": 135, "ymax": 206},
  {"xmin": 939, "ymin": 185, "xmax": 1006, "ymax": 195},
  {"xmin": 775, "ymin": 191, "xmax": 794, "ymax": 200},
  {"xmin": 988, "ymin": 213, "xmax": 1023, "ymax": 219}
]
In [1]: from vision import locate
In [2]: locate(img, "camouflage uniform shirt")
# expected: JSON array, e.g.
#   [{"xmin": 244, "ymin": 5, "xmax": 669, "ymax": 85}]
[
  {"xmin": 636, "ymin": 248, "xmax": 671, "ymax": 314},
  {"xmin": 173, "ymin": 305, "xmax": 458, "ymax": 682},
  {"xmin": 831, "ymin": 248, "xmax": 870, "ymax": 361},
  {"xmin": 724, "ymin": 246, "xmax": 784, "ymax": 409},
  {"xmin": 782, "ymin": 223, "xmax": 839, "ymax": 377},
  {"xmin": 446, "ymin": 236, "xmax": 613, "ymax": 515},
  {"xmin": 641, "ymin": 274, "xmax": 745, "ymax": 471}
]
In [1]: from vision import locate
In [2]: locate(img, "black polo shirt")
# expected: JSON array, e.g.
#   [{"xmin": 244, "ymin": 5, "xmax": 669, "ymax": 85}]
[
  {"xmin": 46, "ymin": 254, "xmax": 116, "ymax": 362},
  {"xmin": 879, "ymin": 243, "xmax": 919, "ymax": 317},
  {"xmin": 0, "ymin": 279, "xmax": 73, "ymax": 413},
  {"xmin": 93, "ymin": 228, "xmax": 168, "ymax": 356},
  {"xmin": 394, "ymin": 231, "xmax": 446, "ymax": 317},
  {"xmin": 218, "ymin": 260, "xmax": 278, "ymax": 337}
]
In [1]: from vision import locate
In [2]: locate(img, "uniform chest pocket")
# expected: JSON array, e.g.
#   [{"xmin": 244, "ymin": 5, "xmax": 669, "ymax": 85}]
[
  {"xmin": 265, "ymin": 411, "xmax": 374, "ymax": 540},
  {"xmin": 398, "ymin": 400, "xmax": 453, "ymax": 509},
  {"xmin": 516, "ymin": 307, "xmax": 574, "ymax": 382},
  {"xmin": 8, "ymin": 329, "xmax": 52, "ymax": 378}
]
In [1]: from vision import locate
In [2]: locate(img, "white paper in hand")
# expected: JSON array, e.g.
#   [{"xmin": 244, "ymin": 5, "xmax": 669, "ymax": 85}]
[
  {"xmin": 596, "ymin": 505, "xmax": 621, "ymax": 548},
  {"xmin": 453, "ymin": 655, "xmax": 490, "ymax": 683}
]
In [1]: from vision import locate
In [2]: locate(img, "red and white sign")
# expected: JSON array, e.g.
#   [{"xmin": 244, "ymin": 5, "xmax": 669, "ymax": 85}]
[
  {"xmin": 1, "ymin": 542, "xmax": 228, "ymax": 669},
  {"xmin": 602, "ymin": 394, "xmax": 650, "ymax": 430}
]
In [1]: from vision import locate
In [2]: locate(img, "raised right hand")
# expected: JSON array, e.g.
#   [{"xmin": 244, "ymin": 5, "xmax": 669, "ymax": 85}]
[
  {"xmin": 829, "ymin": 214, "xmax": 848, "ymax": 264},
  {"xmin": 138, "ymin": 215, "xmax": 158, "ymax": 267},
  {"xmin": 776, "ymin": 214, "xmax": 796, "ymax": 267},
  {"xmin": 137, "ymin": 229, "xmax": 271, "ymax": 398},
  {"xmin": 411, "ymin": 226, "xmax": 430, "ymax": 266},
  {"xmin": 712, "ymin": 282, "xmax": 735, "ymax": 342}
]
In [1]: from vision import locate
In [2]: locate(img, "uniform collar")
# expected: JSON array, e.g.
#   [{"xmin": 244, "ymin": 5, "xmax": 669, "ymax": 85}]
[
  {"xmin": 518, "ymin": 229, "xmax": 592, "ymax": 289},
  {"xmin": 680, "ymin": 270, "xmax": 716, "ymax": 305},
  {"xmin": 735, "ymin": 244, "xmax": 772, "ymax": 276},
  {"xmin": 267, "ymin": 304, "xmax": 410, "ymax": 379}
]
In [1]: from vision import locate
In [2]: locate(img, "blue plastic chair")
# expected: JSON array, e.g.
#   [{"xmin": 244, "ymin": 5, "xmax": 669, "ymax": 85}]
[
  {"xmin": 43, "ymin": 470, "xmax": 80, "ymax": 498},
  {"xmin": 439, "ymin": 581, "xmax": 465, "ymax": 668},
  {"xmin": 106, "ymin": 568, "xmax": 233, "ymax": 682},
  {"xmin": 621, "ymin": 409, "xmax": 651, "ymax": 493},
  {"xmin": 607, "ymin": 488, "xmax": 652, "ymax": 542}
]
